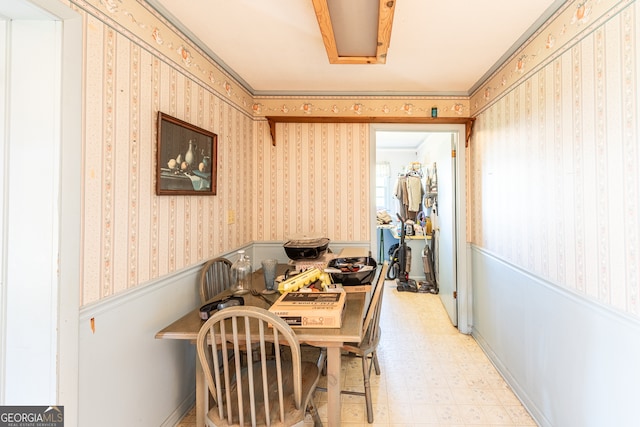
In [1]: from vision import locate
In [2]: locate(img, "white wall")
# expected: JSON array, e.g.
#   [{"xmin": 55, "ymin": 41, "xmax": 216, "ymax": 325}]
[{"xmin": 472, "ymin": 246, "xmax": 640, "ymax": 427}]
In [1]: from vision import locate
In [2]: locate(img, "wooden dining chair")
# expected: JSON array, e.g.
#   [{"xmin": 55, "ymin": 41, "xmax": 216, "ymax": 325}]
[
  {"xmin": 200, "ymin": 257, "xmax": 233, "ymax": 303},
  {"xmin": 196, "ymin": 306, "xmax": 323, "ymax": 427},
  {"xmin": 341, "ymin": 261, "xmax": 389, "ymax": 423}
]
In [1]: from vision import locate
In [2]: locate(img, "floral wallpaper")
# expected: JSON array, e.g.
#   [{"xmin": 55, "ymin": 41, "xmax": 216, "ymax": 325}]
[
  {"xmin": 70, "ymin": 0, "xmax": 639, "ymax": 316},
  {"xmin": 75, "ymin": 0, "xmax": 255, "ymax": 304},
  {"xmin": 79, "ymin": 0, "xmax": 254, "ymax": 114},
  {"xmin": 470, "ymin": 0, "xmax": 634, "ymax": 114},
  {"xmin": 70, "ymin": 0, "xmax": 379, "ymax": 305},
  {"xmin": 253, "ymin": 121, "xmax": 371, "ymax": 243},
  {"xmin": 469, "ymin": 0, "xmax": 639, "ymax": 317}
]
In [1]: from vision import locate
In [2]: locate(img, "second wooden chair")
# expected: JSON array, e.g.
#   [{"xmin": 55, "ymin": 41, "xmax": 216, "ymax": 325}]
[{"xmin": 199, "ymin": 257, "xmax": 232, "ymax": 303}]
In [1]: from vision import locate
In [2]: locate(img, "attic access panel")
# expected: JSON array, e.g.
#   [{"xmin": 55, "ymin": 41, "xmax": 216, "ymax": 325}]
[{"xmin": 312, "ymin": 0, "xmax": 396, "ymax": 64}]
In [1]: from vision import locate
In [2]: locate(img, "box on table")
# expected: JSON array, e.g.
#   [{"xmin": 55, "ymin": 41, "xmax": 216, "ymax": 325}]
[
  {"xmin": 324, "ymin": 282, "xmax": 372, "ymax": 293},
  {"xmin": 269, "ymin": 291, "xmax": 346, "ymax": 328}
]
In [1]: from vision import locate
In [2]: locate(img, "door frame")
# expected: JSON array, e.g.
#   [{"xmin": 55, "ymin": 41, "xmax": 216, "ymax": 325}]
[
  {"xmin": 0, "ymin": 0, "xmax": 82, "ymax": 421},
  {"xmin": 370, "ymin": 123, "xmax": 470, "ymax": 334}
]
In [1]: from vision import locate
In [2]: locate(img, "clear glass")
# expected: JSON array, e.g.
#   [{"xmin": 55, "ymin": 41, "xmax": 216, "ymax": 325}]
[
  {"xmin": 230, "ymin": 250, "xmax": 252, "ymax": 295},
  {"xmin": 261, "ymin": 259, "xmax": 278, "ymax": 294}
]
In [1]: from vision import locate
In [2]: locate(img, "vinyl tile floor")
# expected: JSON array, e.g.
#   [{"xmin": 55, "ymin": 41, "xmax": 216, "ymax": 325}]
[{"xmin": 176, "ymin": 280, "xmax": 538, "ymax": 426}]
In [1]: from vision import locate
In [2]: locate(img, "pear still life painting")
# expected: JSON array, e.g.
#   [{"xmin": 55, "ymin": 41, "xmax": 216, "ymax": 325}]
[{"xmin": 156, "ymin": 111, "xmax": 217, "ymax": 196}]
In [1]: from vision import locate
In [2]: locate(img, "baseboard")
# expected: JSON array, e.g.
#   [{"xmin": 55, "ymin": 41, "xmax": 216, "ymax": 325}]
[
  {"xmin": 472, "ymin": 329, "xmax": 550, "ymax": 427},
  {"xmin": 160, "ymin": 391, "xmax": 195, "ymax": 427}
]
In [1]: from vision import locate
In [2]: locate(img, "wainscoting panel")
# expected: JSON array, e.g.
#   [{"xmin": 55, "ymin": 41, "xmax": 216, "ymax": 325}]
[
  {"xmin": 471, "ymin": 246, "xmax": 640, "ymax": 427},
  {"xmin": 78, "ymin": 266, "xmax": 201, "ymax": 427}
]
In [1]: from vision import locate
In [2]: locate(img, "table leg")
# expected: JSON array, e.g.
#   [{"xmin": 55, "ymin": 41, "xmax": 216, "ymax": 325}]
[
  {"xmin": 325, "ymin": 345, "xmax": 342, "ymax": 426},
  {"xmin": 195, "ymin": 354, "xmax": 205, "ymax": 427}
]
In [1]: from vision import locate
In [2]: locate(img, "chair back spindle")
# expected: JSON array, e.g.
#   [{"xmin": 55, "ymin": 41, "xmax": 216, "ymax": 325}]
[
  {"xmin": 200, "ymin": 257, "xmax": 232, "ymax": 303},
  {"xmin": 362, "ymin": 261, "xmax": 388, "ymax": 342},
  {"xmin": 197, "ymin": 306, "xmax": 319, "ymax": 426}
]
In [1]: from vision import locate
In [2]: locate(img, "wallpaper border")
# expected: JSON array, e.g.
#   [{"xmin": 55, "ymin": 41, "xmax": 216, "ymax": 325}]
[
  {"xmin": 470, "ymin": 0, "xmax": 634, "ymax": 115},
  {"xmin": 72, "ymin": 0, "xmax": 254, "ymax": 117},
  {"xmin": 251, "ymin": 94, "xmax": 471, "ymax": 120}
]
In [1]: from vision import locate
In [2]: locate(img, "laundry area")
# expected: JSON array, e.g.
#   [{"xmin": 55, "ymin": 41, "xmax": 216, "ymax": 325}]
[
  {"xmin": 374, "ymin": 129, "xmax": 456, "ymax": 299},
  {"xmin": 376, "ymin": 161, "xmax": 438, "ymax": 294}
]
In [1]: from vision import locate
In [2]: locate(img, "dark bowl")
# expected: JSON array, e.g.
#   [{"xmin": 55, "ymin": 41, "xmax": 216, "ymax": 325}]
[
  {"xmin": 327, "ymin": 257, "xmax": 377, "ymax": 286},
  {"xmin": 283, "ymin": 237, "xmax": 330, "ymax": 260}
]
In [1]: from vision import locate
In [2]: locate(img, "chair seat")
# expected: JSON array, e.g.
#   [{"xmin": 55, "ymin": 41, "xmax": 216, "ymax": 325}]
[
  {"xmin": 205, "ymin": 360, "xmax": 320, "ymax": 426},
  {"xmin": 341, "ymin": 328, "xmax": 380, "ymax": 356}
]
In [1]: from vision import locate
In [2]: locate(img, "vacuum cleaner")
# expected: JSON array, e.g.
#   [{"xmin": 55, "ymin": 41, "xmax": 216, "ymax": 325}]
[{"xmin": 387, "ymin": 214, "xmax": 418, "ymax": 292}]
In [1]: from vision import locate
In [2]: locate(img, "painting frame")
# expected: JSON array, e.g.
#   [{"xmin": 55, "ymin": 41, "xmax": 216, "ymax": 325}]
[{"xmin": 156, "ymin": 112, "xmax": 217, "ymax": 196}]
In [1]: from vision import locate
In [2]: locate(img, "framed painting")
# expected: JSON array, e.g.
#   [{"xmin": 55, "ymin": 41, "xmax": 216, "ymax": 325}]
[{"xmin": 156, "ymin": 112, "xmax": 217, "ymax": 195}]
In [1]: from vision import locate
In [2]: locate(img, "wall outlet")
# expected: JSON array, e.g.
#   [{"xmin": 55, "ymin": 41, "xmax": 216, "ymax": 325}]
[{"xmin": 227, "ymin": 210, "xmax": 235, "ymax": 224}]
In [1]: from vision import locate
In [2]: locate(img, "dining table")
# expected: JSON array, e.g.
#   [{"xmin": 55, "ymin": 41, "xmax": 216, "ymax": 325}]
[{"xmin": 155, "ymin": 264, "xmax": 369, "ymax": 427}]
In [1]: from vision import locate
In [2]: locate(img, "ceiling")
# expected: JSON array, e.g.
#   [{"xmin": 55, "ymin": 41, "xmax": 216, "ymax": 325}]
[
  {"xmin": 376, "ymin": 131, "xmax": 430, "ymax": 149},
  {"xmin": 0, "ymin": 0, "xmax": 57, "ymax": 19},
  {"xmin": 146, "ymin": 0, "xmax": 565, "ymax": 97}
]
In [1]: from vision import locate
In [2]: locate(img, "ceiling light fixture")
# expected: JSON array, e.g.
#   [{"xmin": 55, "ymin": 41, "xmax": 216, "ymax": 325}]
[{"xmin": 311, "ymin": 0, "xmax": 395, "ymax": 64}]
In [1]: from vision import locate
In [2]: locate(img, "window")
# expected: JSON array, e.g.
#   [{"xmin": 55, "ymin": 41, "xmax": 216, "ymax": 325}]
[{"xmin": 376, "ymin": 162, "xmax": 391, "ymax": 210}]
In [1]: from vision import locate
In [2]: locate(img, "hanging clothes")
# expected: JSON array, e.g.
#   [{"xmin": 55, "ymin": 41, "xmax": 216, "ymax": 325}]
[
  {"xmin": 393, "ymin": 166, "xmax": 424, "ymax": 221},
  {"xmin": 393, "ymin": 175, "xmax": 408, "ymax": 219},
  {"xmin": 406, "ymin": 175, "xmax": 423, "ymax": 212}
]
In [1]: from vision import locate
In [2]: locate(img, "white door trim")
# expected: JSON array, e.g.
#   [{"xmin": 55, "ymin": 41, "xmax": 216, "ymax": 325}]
[
  {"xmin": 0, "ymin": 1, "xmax": 82, "ymax": 424},
  {"xmin": 370, "ymin": 123, "xmax": 470, "ymax": 334}
]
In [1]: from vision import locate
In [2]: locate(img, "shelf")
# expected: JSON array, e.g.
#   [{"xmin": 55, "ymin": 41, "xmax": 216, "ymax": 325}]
[
  {"xmin": 265, "ymin": 116, "xmax": 475, "ymax": 147},
  {"xmin": 389, "ymin": 228, "xmax": 431, "ymax": 240}
]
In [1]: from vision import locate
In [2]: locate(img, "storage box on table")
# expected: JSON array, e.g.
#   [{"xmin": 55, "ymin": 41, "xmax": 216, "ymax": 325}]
[
  {"xmin": 269, "ymin": 291, "xmax": 346, "ymax": 328},
  {"xmin": 324, "ymin": 281, "xmax": 372, "ymax": 293}
]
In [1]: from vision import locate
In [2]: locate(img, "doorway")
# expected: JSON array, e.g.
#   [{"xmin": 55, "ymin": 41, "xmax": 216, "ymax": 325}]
[
  {"xmin": 0, "ymin": 0, "xmax": 82, "ymax": 420},
  {"xmin": 369, "ymin": 123, "xmax": 469, "ymax": 333}
]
